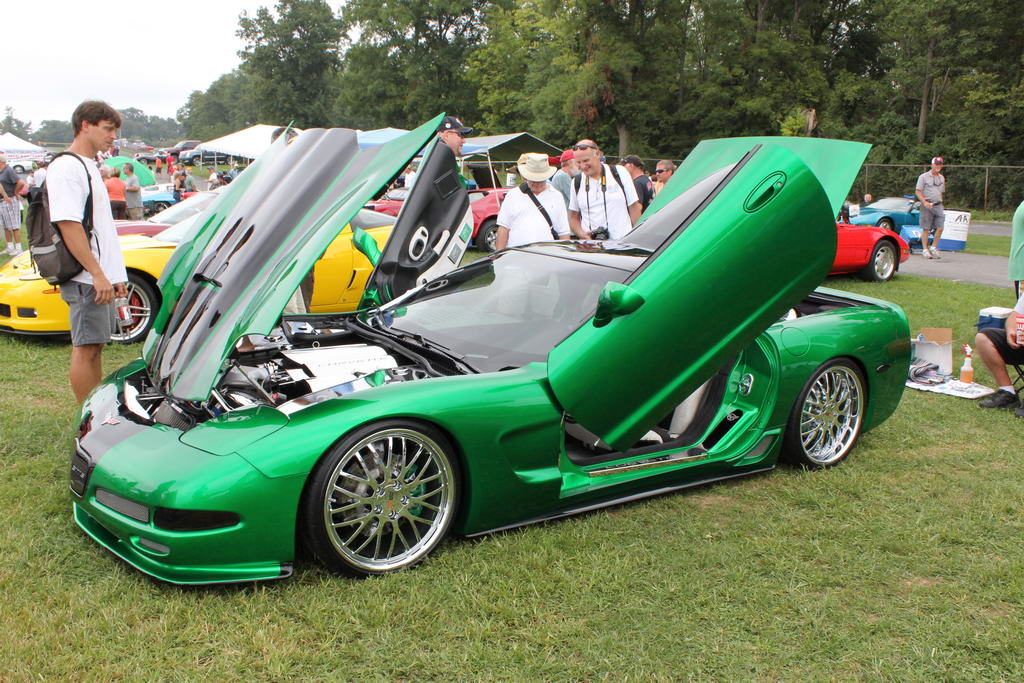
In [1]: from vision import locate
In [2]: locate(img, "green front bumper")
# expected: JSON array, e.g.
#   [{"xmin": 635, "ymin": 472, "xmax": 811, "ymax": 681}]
[{"xmin": 72, "ymin": 373, "xmax": 307, "ymax": 585}]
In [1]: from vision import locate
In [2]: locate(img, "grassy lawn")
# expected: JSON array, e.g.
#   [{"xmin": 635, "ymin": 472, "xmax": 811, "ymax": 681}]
[
  {"xmin": 1, "ymin": 273, "xmax": 1023, "ymax": 679},
  {"xmin": 970, "ymin": 209, "xmax": 1014, "ymax": 223},
  {"xmin": 965, "ymin": 233, "xmax": 1012, "ymax": 257}
]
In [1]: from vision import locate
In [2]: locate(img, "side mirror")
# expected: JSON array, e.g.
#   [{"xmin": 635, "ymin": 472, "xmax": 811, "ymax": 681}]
[{"xmin": 593, "ymin": 282, "xmax": 645, "ymax": 328}]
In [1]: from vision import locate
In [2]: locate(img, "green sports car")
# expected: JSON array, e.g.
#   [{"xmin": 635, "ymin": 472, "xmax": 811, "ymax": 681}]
[{"xmin": 70, "ymin": 115, "xmax": 911, "ymax": 584}]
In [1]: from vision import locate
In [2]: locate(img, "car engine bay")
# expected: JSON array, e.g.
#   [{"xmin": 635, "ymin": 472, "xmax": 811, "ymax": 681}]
[{"xmin": 124, "ymin": 320, "xmax": 448, "ymax": 430}]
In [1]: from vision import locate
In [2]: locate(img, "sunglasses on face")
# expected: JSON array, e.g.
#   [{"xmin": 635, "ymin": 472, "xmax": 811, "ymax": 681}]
[
  {"xmin": 655, "ymin": 169, "xmax": 669, "ymax": 174},
  {"xmin": 574, "ymin": 144, "xmax": 597, "ymax": 151},
  {"xmin": 444, "ymin": 129, "xmax": 466, "ymax": 138}
]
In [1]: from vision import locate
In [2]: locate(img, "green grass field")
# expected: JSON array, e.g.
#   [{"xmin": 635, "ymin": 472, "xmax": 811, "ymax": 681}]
[
  {"xmin": 965, "ymin": 234, "xmax": 1012, "ymax": 257},
  {"xmin": 1, "ymin": 273, "xmax": 1022, "ymax": 679}
]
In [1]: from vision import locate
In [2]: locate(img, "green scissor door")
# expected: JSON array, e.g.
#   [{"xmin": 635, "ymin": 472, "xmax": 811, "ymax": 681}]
[{"xmin": 548, "ymin": 139, "xmax": 869, "ymax": 452}]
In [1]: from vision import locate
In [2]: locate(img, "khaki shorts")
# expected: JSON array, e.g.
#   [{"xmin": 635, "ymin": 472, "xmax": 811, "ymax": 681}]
[{"xmin": 59, "ymin": 281, "xmax": 114, "ymax": 346}]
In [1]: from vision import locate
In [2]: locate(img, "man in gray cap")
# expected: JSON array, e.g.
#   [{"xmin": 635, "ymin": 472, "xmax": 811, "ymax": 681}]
[{"xmin": 916, "ymin": 156, "xmax": 946, "ymax": 259}]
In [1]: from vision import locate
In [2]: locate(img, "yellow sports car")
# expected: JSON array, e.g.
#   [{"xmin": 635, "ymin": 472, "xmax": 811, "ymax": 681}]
[{"xmin": 0, "ymin": 209, "xmax": 396, "ymax": 344}]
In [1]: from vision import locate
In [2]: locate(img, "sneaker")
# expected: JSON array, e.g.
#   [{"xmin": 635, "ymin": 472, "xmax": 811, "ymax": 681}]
[
  {"xmin": 979, "ymin": 389, "xmax": 1020, "ymax": 409},
  {"xmin": 922, "ymin": 249, "xmax": 933, "ymax": 259},
  {"xmin": 930, "ymin": 248, "xmax": 941, "ymax": 259}
]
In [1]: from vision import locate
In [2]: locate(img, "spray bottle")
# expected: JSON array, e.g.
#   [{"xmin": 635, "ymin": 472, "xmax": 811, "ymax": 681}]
[{"xmin": 960, "ymin": 344, "xmax": 974, "ymax": 384}]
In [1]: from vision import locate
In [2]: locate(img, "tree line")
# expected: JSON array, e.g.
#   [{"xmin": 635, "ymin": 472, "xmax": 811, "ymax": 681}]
[{"xmin": 0, "ymin": 106, "xmax": 183, "ymax": 148}]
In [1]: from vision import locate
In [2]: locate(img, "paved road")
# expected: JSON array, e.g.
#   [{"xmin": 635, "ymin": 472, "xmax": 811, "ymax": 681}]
[
  {"xmin": 970, "ymin": 221, "xmax": 1011, "ymax": 236},
  {"xmin": 900, "ymin": 249, "xmax": 1013, "ymax": 289}
]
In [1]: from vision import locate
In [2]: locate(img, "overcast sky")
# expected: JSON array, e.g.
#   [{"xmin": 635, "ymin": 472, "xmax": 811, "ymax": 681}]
[{"xmin": 5, "ymin": 1, "xmax": 276, "ymax": 127}]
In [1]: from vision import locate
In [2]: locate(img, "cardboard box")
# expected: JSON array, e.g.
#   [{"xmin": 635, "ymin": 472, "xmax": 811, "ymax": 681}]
[{"xmin": 912, "ymin": 328, "xmax": 953, "ymax": 375}]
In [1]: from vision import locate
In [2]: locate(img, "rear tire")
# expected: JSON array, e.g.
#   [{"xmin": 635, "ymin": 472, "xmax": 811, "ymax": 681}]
[
  {"xmin": 857, "ymin": 240, "xmax": 898, "ymax": 282},
  {"xmin": 477, "ymin": 218, "xmax": 499, "ymax": 252},
  {"xmin": 781, "ymin": 359, "xmax": 865, "ymax": 468}
]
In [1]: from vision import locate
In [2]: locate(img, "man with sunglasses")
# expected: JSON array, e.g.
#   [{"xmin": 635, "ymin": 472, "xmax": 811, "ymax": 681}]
[
  {"xmin": 567, "ymin": 139, "xmax": 640, "ymax": 241},
  {"xmin": 438, "ymin": 116, "xmax": 472, "ymax": 156},
  {"xmin": 653, "ymin": 160, "xmax": 676, "ymax": 196},
  {"xmin": 437, "ymin": 116, "xmax": 473, "ymax": 187}
]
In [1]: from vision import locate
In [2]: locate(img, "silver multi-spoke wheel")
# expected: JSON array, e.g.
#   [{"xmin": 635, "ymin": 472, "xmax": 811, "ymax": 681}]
[
  {"xmin": 872, "ymin": 242, "xmax": 896, "ymax": 280},
  {"xmin": 312, "ymin": 425, "xmax": 458, "ymax": 574},
  {"xmin": 783, "ymin": 361, "xmax": 865, "ymax": 468}
]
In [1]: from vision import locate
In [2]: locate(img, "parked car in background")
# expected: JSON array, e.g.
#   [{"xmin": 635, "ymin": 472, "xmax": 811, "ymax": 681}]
[
  {"xmin": 116, "ymin": 189, "xmax": 224, "ymax": 237},
  {"xmin": 134, "ymin": 152, "xmax": 168, "ymax": 165},
  {"xmin": 365, "ymin": 186, "xmax": 509, "ymax": 251},
  {"xmin": 178, "ymin": 149, "xmax": 232, "ymax": 166},
  {"xmin": 848, "ymin": 196, "xmax": 920, "ymax": 232},
  {"xmin": 160, "ymin": 140, "xmax": 201, "ymax": 160},
  {"xmin": 468, "ymin": 188, "xmax": 509, "ymax": 251},
  {"xmin": 0, "ymin": 207, "xmax": 398, "ymax": 345},
  {"xmin": 141, "ymin": 183, "xmax": 198, "ymax": 215},
  {"xmin": 831, "ymin": 221, "xmax": 910, "ymax": 282}
]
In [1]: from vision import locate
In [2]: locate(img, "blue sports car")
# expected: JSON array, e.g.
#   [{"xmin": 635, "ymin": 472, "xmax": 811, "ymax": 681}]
[{"xmin": 849, "ymin": 196, "xmax": 920, "ymax": 231}]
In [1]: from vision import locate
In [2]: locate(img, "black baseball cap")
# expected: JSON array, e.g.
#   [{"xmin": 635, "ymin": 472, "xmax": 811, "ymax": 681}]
[
  {"xmin": 439, "ymin": 116, "xmax": 473, "ymax": 135},
  {"xmin": 621, "ymin": 155, "xmax": 644, "ymax": 169}
]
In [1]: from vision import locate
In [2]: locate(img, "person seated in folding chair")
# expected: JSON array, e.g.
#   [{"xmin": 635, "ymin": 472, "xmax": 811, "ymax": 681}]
[{"xmin": 976, "ymin": 290, "xmax": 1024, "ymax": 416}]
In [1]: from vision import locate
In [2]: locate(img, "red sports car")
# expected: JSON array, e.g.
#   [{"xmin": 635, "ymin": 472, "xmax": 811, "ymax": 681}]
[
  {"xmin": 830, "ymin": 221, "xmax": 910, "ymax": 282},
  {"xmin": 366, "ymin": 187, "xmax": 510, "ymax": 251}
]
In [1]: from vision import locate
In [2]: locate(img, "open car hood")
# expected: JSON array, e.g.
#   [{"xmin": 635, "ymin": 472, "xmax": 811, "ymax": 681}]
[{"xmin": 144, "ymin": 115, "xmax": 463, "ymax": 401}]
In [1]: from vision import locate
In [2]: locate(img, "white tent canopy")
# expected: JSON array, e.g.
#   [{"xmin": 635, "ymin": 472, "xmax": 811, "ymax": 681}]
[
  {"xmin": 196, "ymin": 124, "xmax": 303, "ymax": 159},
  {"xmin": 0, "ymin": 132, "xmax": 46, "ymax": 170},
  {"xmin": 0, "ymin": 132, "xmax": 44, "ymax": 152}
]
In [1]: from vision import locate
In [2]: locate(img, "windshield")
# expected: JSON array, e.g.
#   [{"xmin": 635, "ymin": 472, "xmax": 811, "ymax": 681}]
[
  {"xmin": 622, "ymin": 163, "xmax": 736, "ymax": 251},
  {"xmin": 866, "ymin": 197, "xmax": 913, "ymax": 211},
  {"xmin": 149, "ymin": 191, "xmax": 219, "ymax": 225},
  {"xmin": 367, "ymin": 250, "xmax": 628, "ymax": 372}
]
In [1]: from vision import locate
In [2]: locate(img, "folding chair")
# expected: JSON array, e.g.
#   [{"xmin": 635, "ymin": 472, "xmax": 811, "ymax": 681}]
[{"xmin": 1012, "ymin": 364, "xmax": 1024, "ymax": 397}]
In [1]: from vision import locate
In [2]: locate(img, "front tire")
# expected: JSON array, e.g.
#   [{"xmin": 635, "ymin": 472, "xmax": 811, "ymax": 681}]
[
  {"xmin": 781, "ymin": 359, "xmax": 866, "ymax": 468},
  {"xmin": 111, "ymin": 272, "xmax": 159, "ymax": 344},
  {"xmin": 878, "ymin": 217, "xmax": 894, "ymax": 231},
  {"xmin": 477, "ymin": 218, "xmax": 499, "ymax": 252},
  {"xmin": 858, "ymin": 240, "xmax": 898, "ymax": 282},
  {"xmin": 302, "ymin": 421, "xmax": 460, "ymax": 576}
]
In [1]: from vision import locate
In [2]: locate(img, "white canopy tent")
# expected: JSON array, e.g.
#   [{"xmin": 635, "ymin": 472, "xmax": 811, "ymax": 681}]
[
  {"xmin": 0, "ymin": 132, "xmax": 46, "ymax": 171},
  {"xmin": 196, "ymin": 124, "xmax": 304, "ymax": 159}
]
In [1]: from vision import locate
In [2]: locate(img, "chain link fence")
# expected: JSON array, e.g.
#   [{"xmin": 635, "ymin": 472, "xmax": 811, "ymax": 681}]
[{"xmin": 856, "ymin": 164, "xmax": 1024, "ymax": 211}]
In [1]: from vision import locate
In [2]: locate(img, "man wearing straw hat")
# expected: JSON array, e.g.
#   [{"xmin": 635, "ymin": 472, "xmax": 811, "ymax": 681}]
[{"xmin": 495, "ymin": 153, "xmax": 570, "ymax": 251}]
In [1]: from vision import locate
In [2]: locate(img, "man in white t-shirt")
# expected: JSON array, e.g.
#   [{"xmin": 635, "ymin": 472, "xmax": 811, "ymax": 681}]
[
  {"xmin": 48, "ymin": 100, "xmax": 127, "ymax": 402},
  {"xmin": 495, "ymin": 153, "xmax": 570, "ymax": 251},
  {"xmin": 567, "ymin": 139, "xmax": 640, "ymax": 241}
]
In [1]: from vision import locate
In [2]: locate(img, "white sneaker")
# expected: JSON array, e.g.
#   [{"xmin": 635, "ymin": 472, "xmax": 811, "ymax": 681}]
[
  {"xmin": 4, "ymin": 245, "xmax": 13, "ymax": 255},
  {"xmin": 930, "ymin": 248, "xmax": 941, "ymax": 259},
  {"xmin": 922, "ymin": 249, "xmax": 933, "ymax": 259}
]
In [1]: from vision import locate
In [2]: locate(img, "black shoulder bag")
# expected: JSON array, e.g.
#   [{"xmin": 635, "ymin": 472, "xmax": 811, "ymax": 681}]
[{"xmin": 27, "ymin": 152, "xmax": 95, "ymax": 285}]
